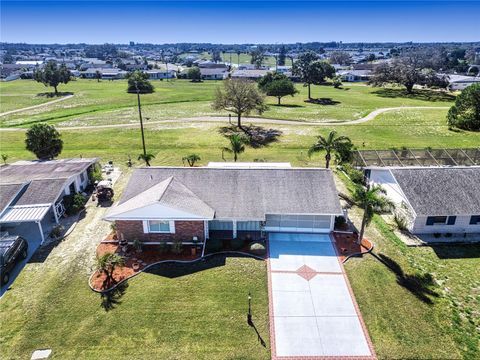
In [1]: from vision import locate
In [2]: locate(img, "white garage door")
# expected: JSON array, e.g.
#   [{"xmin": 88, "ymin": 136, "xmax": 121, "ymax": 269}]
[{"xmin": 264, "ymin": 214, "xmax": 332, "ymax": 233}]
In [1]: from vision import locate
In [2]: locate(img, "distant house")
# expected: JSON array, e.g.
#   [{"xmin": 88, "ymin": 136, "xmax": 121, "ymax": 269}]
[
  {"xmin": 367, "ymin": 166, "xmax": 480, "ymax": 236},
  {"xmin": 125, "ymin": 64, "xmax": 148, "ymax": 71},
  {"xmin": 237, "ymin": 64, "xmax": 269, "ymax": 70},
  {"xmin": 146, "ymin": 70, "xmax": 176, "ymax": 80},
  {"xmin": 231, "ymin": 69, "xmax": 270, "ymax": 80},
  {"xmin": 199, "ymin": 68, "xmax": 229, "ymax": 80},
  {"xmin": 447, "ymin": 75, "xmax": 480, "ymax": 91},
  {"xmin": 337, "ymin": 70, "xmax": 372, "ymax": 82},
  {"xmin": 0, "ymin": 159, "xmax": 98, "ymax": 244},
  {"xmin": 104, "ymin": 165, "xmax": 342, "ymax": 245},
  {"xmin": 81, "ymin": 68, "xmax": 127, "ymax": 80}
]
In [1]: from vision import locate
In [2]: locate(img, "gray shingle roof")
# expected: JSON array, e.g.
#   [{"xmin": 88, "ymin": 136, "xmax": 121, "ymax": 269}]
[
  {"xmin": 0, "ymin": 183, "xmax": 25, "ymax": 213},
  {"xmin": 391, "ymin": 167, "xmax": 480, "ymax": 216},
  {"xmin": 112, "ymin": 167, "xmax": 342, "ymax": 220},
  {"xmin": 15, "ymin": 179, "xmax": 68, "ymax": 206}
]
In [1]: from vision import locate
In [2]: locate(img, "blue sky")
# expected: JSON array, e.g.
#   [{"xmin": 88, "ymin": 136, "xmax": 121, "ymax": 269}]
[{"xmin": 1, "ymin": 1, "xmax": 479, "ymax": 44}]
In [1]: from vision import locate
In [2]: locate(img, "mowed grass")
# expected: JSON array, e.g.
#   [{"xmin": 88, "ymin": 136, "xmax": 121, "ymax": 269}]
[
  {"xmin": 0, "ymin": 255, "xmax": 269, "ymax": 359},
  {"xmin": 1, "ymin": 108, "xmax": 478, "ymax": 165},
  {"xmin": 0, "ymin": 79, "xmax": 455, "ymax": 127},
  {"xmin": 339, "ymin": 173, "xmax": 480, "ymax": 360}
]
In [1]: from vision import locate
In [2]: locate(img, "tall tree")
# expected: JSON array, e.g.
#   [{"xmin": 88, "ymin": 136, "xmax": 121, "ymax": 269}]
[
  {"xmin": 258, "ymin": 72, "xmax": 298, "ymax": 105},
  {"xmin": 25, "ymin": 123, "xmax": 63, "ymax": 160},
  {"xmin": 250, "ymin": 48, "xmax": 265, "ymax": 69},
  {"xmin": 212, "ymin": 79, "xmax": 267, "ymax": 129},
  {"xmin": 95, "ymin": 253, "xmax": 125, "ymax": 286},
  {"xmin": 95, "ymin": 70, "xmax": 102, "ymax": 82},
  {"xmin": 308, "ymin": 131, "xmax": 352, "ymax": 168},
  {"xmin": 293, "ymin": 51, "xmax": 335, "ymax": 100},
  {"xmin": 328, "ymin": 51, "xmax": 352, "ymax": 65},
  {"xmin": 447, "ymin": 83, "xmax": 480, "ymax": 131},
  {"xmin": 222, "ymin": 134, "xmax": 247, "ymax": 162},
  {"xmin": 353, "ymin": 184, "xmax": 394, "ymax": 244},
  {"xmin": 278, "ymin": 46, "xmax": 287, "ymax": 66},
  {"xmin": 34, "ymin": 61, "xmax": 71, "ymax": 95},
  {"xmin": 212, "ymin": 50, "xmax": 222, "ymax": 63},
  {"xmin": 187, "ymin": 67, "xmax": 202, "ymax": 82}
]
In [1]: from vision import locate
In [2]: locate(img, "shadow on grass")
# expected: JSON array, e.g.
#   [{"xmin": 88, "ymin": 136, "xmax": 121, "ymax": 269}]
[
  {"xmin": 372, "ymin": 252, "xmax": 439, "ymax": 304},
  {"xmin": 100, "ymin": 282, "xmax": 129, "ymax": 311},
  {"xmin": 305, "ymin": 98, "xmax": 341, "ymax": 105},
  {"xmin": 36, "ymin": 92, "xmax": 74, "ymax": 98},
  {"xmin": 249, "ymin": 320, "xmax": 267, "ymax": 348},
  {"xmin": 431, "ymin": 244, "xmax": 480, "ymax": 259},
  {"xmin": 272, "ymin": 104, "xmax": 304, "ymax": 108},
  {"xmin": 219, "ymin": 124, "xmax": 283, "ymax": 148},
  {"xmin": 372, "ymin": 88, "xmax": 455, "ymax": 102}
]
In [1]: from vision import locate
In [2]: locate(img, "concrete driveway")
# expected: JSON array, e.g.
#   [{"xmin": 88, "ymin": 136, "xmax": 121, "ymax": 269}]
[{"xmin": 268, "ymin": 233, "xmax": 374, "ymax": 359}]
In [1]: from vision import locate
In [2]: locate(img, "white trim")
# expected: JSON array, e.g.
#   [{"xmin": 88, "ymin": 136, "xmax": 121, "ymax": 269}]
[
  {"xmin": 146, "ymin": 220, "xmax": 173, "ymax": 233},
  {"xmin": 169, "ymin": 220, "xmax": 175, "ymax": 234},
  {"xmin": 142, "ymin": 220, "xmax": 148, "ymax": 233},
  {"xmin": 37, "ymin": 221, "xmax": 45, "ymax": 244},
  {"xmin": 232, "ymin": 220, "xmax": 237, "ymax": 238}
]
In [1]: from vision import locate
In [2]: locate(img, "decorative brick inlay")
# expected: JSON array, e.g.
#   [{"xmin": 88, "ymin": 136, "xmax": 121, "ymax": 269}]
[{"xmin": 295, "ymin": 265, "xmax": 318, "ymax": 281}]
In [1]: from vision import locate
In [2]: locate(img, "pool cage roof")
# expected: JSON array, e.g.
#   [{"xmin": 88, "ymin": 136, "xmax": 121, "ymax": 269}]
[{"xmin": 352, "ymin": 148, "xmax": 480, "ymax": 168}]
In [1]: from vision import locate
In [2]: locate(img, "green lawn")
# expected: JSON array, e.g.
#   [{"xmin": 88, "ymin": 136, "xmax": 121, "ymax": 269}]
[
  {"xmin": 0, "ymin": 79, "xmax": 454, "ymax": 127},
  {"xmin": 339, "ymin": 172, "xmax": 480, "ymax": 360}
]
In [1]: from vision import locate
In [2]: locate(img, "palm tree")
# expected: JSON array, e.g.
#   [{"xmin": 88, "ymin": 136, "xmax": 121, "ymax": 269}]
[
  {"xmin": 95, "ymin": 253, "xmax": 125, "ymax": 286},
  {"xmin": 222, "ymin": 134, "xmax": 247, "ymax": 162},
  {"xmin": 1, "ymin": 154, "xmax": 8, "ymax": 165},
  {"xmin": 353, "ymin": 184, "xmax": 394, "ymax": 244},
  {"xmin": 138, "ymin": 152, "xmax": 155, "ymax": 167},
  {"xmin": 308, "ymin": 131, "xmax": 351, "ymax": 168},
  {"xmin": 182, "ymin": 154, "xmax": 201, "ymax": 167}
]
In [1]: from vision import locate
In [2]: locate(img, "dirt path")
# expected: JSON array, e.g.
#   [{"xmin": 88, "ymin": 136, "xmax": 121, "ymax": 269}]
[
  {"xmin": 0, "ymin": 105, "xmax": 449, "ymax": 131},
  {"xmin": 0, "ymin": 94, "xmax": 74, "ymax": 117}
]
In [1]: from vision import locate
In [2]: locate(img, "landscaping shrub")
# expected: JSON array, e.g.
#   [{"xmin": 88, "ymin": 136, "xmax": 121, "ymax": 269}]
[
  {"xmin": 88, "ymin": 164, "xmax": 103, "ymax": 183},
  {"xmin": 433, "ymin": 233, "xmax": 441, "ymax": 238},
  {"xmin": 231, "ymin": 237, "xmax": 245, "ymax": 250},
  {"xmin": 342, "ymin": 164, "xmax": 365, "ymax": 185},
  {"xmin": 394, "ymin": 213, "xmax": 409, "ymax": 231},
  {"xmin": 63, "ymin": 193, "xmax": 86, "ymax": 215},
  {"xmin": 171, "ymin": 240, "xmax": 183, "ymax": 255},
  {"xmin": 206, "ymin": 238, "xmax": 222, "ymax": 252},
  {"xmin": 334, "ymin": 216, "xmax": 347, "ymax": 228},
  {"xmin": 50, "ymin": 224, "xmax": 64, "ymax": 239},
  {"xmin": 133, "ymin": 238, "xmax": 143, "ymax": 252},
  {"xmin": 157, "ymin": 242, "xmax": 168, "ymax": 254},
  {"xmin": 249, "ymin": 242, "xmax": 266, "ymax": 256}
]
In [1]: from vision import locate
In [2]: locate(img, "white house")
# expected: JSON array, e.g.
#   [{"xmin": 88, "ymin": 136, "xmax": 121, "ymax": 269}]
[
  {"xmin": 447, "ymin": 74, "xmax": 480, "ymax": 91},
  {"xmin": 367, "ymin": 166, "xmax": 480, "ymax": 236}
]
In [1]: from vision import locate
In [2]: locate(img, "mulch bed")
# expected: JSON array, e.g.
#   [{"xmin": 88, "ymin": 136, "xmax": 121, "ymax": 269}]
[
  {"xmin": 91, "ymin": 243, "xmax": 200, "ymax": 291},
  {"xmin": 333, "ymin": 232, "xmax": 373, "ymax": 262}
]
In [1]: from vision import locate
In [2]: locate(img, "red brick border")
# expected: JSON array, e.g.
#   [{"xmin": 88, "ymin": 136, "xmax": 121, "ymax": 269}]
[{"xmin": 266, "ymin": 233, "xmax": 377, "ymax": 360}]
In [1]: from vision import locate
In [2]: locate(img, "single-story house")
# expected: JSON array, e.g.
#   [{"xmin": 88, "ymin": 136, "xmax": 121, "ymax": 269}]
[
  {"xmin": 231, "ymin": 69, "xmax": 270, "ymax": 80},
  {"xmin": 146, "ymin": 70, "xmax": 176, "ymax": 80},
  {"xmin": 446, "ymin": 74, "xmax": 480, "ymax": 91},
  {"xmin": 199, "ymin": 68, "xmax": 229, "ymax": 80},
  {"xmin": 367, "ymin": 166, "xmax": 480, "ymax": 235},
  {"xmin": 104, "ymin": 165, "xmax": 342, "ymax": 245},
  {"xmin": 337, "ymin": 70, "xmax": 372, "ymax": 82},
  {"xmin": 0, "ymin": 158, "xmax": 98, "ymax": 244},
  {"xmin": 81, "ymin": 68, "xmax": 127, "ymax": 80}
]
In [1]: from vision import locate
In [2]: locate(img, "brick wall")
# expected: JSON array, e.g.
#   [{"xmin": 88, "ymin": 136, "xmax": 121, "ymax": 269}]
[{"xmin": 115, "ymin": 220, "xmax": 204, "ymax": 242}]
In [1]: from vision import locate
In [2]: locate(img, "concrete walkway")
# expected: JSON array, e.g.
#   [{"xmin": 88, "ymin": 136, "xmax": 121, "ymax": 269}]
[
  {"xmin": 0, "ymin": 106, "xmax": 448, "ymax": 131},
  {"xmin": 267, "ymin": 233, "xmax": 375, "ymax": 359},
  {"xmin": 0, "ymin": 94, "xmax": 74, "ymax": 117}
]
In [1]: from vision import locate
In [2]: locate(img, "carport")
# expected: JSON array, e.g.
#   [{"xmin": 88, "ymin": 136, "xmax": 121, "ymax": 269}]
[{"xmin": 0, "ymin": 204, "xmax": 52, "ymax": 244}]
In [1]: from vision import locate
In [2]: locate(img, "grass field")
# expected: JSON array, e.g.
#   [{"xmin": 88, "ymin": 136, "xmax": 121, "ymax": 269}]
[
  {"xmin": 338, "ymin": 173, "xmax": 480, "ymax": 360},
  {"xmin": 0, "ymin": 79, "xmax": 455, "ymax": 127}
]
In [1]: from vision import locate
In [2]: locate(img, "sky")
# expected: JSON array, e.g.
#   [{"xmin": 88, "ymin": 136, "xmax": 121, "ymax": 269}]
[{"xmin": 1, "ymin": 1, "xmax": 479, "ymax": 44}]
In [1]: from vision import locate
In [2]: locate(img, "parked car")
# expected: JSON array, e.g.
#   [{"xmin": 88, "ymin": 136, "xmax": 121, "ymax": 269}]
[{"xmin": 0, "ymin": 235, "xmax": 28, "ymax": 285}]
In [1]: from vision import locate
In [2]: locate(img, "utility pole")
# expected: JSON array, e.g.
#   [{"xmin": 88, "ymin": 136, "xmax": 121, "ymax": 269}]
[{"xmin": 135, "ymin": 81, "xmax": 147, "ymax": 160}]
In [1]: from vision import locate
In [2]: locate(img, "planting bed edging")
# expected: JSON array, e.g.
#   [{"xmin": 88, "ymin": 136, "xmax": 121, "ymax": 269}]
[{"xmin": 89, "ymin": 250, "xmax": 265, "ymax": 293}]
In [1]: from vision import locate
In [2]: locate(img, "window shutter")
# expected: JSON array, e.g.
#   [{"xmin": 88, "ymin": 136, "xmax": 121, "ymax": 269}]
[
  {"xmin": 169, "ymin": 221, "xmax": 175, "ymax": 234},
  {"xmin": 447, "ymin": 216, "xmax": 456, "ymax": 225},
  {"xmin": 426, "ymin": 217, "xmax": 435, "ymax": 226},
  {"xmin": 142, "ymin": 221, "xmax": 149, "ymax": 233}
]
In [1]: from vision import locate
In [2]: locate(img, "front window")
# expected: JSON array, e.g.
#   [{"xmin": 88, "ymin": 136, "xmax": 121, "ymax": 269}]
[
  {"xmin": 470, "ymin": 215, "xmax": 480, "ymax": 225},
  {"xmin": 426, "ymin": 216, "xmax": 447, "ymax": 225},
  {"xmin": 148, "ymin": 220, "xmax": 171, "ymax": 233}
]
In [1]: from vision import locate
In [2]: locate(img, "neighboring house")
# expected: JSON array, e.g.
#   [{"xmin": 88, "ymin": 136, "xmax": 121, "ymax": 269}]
[
  {"xmin": 81, "ymin": 68, "xmax": 127, "ymax": 80},
  {"xmin": 104, "ymin": 165, "xmax": 342, "ymax": 245},
  {"xmin": 0, "ymin": 158, "xmax": 98, "ymax": 244},
  {"xmin": 199, "ymin": 68, "xmax": 229, "ymax": 80},
  {"xmin": 337, "ymin": 70, "xmax": 372, "ymax": 82},
  {"xmin": 231, "ymin": 69, "xmax": 270, "ymax": 80},
  {"xmin": 446, "ymin": 74, "xmax": 480, "ymax": 91},
  {"xmin": 367, "ymin": 166, "xmax": 480, "ymax": 235},
  {"xmin": 146, "ymin": 70, "xmax": 176, "ymax": 80}
]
